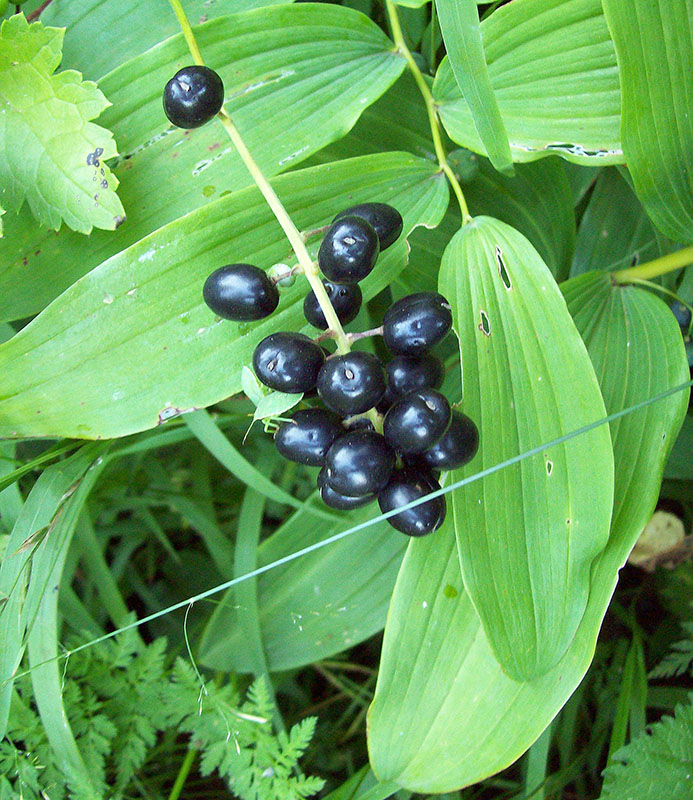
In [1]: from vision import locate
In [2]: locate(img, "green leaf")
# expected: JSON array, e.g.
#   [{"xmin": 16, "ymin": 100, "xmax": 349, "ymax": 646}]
[
  {"xmin": 241, "ymin": 365, "xmax": 266, "ymax": 407},
  {"xmin": 434, "ymin": 0, "xmax": 622, "ymax": 165},
  {"xmin": 368, "ymin": 273, "xmax": 688, "ymax": 792},
  {"xmin": 444, "ymin": 217, "xmax": 614, "ymax": 681},
  {"xmin": 571, "ymin": 167, "xmax": 659, "ymax": 277},
  {"xmin": 435, "ymin": 0, "xmax": 513, "ymax": 173},
  {"xmin": 601, "ymin": 0, "xmax": 693, "ymax": 244},
  {"xmin": 0, "ymin": 14, "xmax": 124, "ymax": 233},
  {"xmin": 0, "ymin": 4, "xmax": 405, "ymax": 322},
  {"xmin": 199, "ymin": 498, "xmax": 407, "ymax": 672},
  {"xmin": 41, "ymin": 0, "xmax": 297, "ymax": 81},
  {"xmin": 598, "ymin": 699, "xmax": 693, "ymax": 800},
  {"xmin": 0, "ymin": 152, "xmax": 447, "ymax": 439}
]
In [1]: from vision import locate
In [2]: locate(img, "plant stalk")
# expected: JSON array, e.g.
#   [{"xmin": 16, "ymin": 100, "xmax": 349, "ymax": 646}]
[
  {"xmin": 167, "ymin": 747, "xmax": 197, "ymax": 800},
  {"xmin": 612, "ymin": 245, "xmax": 693, "ymax": 283},
  {"xmin": 385, "ymin": 0, "xmax": 472, "ymax": 224}
]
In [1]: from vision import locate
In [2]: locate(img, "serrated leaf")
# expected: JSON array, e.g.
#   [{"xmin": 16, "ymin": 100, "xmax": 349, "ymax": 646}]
[
  {"xmin": 0, "ymin": 14, "xmax": 124, "ymax": 233},
  {"xmin": 445, "ymin": 217, "xmax": 614, "ymax": 681},
  {"xmin": 434, "ymin": 0, "xmax": 622, "ymax": 165},
  {"xmin": 0, "ymin": 4, "xmax": 405, "ymax": 322},
  {"xmin": 0, "ymin": 152, "xmax": 447, "ymax": 439},
  {"xmin": 598, "ymin": 699, "xmax": 693, "ymax": 800},
  {"xmin": 435, "ymin": 0, "xmax": 513, "ymax": 174},
  {"xmin": 253, "ymin": 391, "xmax": 303, "ymax": 423},
  {"xmin": 601, "ymin": 0, "xmax": 693, "ymax": 244},
  {"xmin": 368, "ymin": 273, "xmax": 688, "ymax": 792}
]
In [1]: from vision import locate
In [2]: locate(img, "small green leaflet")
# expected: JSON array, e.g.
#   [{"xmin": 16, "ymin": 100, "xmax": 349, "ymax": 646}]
[
  {"xmin": 241, "ymin": 366, "xmax": 266, "ymax": 407},
  {"xmin": 0, "ymin": 14, "xmax": 124, "ymax": 233}
]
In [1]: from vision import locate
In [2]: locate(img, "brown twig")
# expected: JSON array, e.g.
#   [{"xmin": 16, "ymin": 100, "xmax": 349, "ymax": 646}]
[{"xmin": 26, "ymin": 0, "xmax": 54, "ymax": 22}]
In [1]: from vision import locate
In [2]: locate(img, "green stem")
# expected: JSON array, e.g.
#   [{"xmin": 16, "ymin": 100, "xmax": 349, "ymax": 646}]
[
  {"xmin": 385, "ymin": 0, "xmax": 472, "ymax": 224},
  {"xmin": 612, "ymin": 245, "xmax": 693, "ymax": 283},
  {"xmin": 167, "ymin": 747, "xmax": 197, "ymax": 800},
  {"xmin": 166, "ymin": 0, "xmax": 384, "ymax": 430}
]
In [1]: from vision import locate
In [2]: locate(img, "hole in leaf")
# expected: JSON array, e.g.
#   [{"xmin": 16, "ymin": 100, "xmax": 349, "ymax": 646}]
[
  {"xmin": 630, "ymin": 252, "xmax": 640, "ymax": 267},
  {"xmin": 495, "ymin": 246, "xmax": 512, "ymax": 290},
  {"xmin": 546, "ymin": 460, "xmax": 553, "ymax": 476},
  {"xmin": 479, "ymin": 310, "xmax": 491, "ymax": 336}
]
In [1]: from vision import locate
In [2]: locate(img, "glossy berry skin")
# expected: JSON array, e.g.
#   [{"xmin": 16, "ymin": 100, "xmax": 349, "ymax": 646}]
[
  {"xmin": 318, "ymin": 216, "xmax": 380, "ymax": 284},
  {"xmin": 274, "ymin": 408, "xmax": 343, "ymax": 466},
  {"xmin": 383, "ymin": 292, "xmax": 453, "ymax": 355},
  {"xmin": 317, "ymin": 468, "xmax": 376, "ymax": 510},
  {"xmin": 203, "ymin": 264, "xmax": 278, "ymax": 321},
  {"xmin": 324, "ymin": 430, "xmax": 395, "ymax": 497},
  {"xmin": 386, "ymin": 353, "xmax": 444, "ymax": 399},
  {"xmin": 303, "ymin": 281, "xmax": 362, "ymax": 330},
  {"xmin": 317, "ymin": 351, "xmax": 387, "ymax": 416},
  {"xmin": 420, "ymin": 410, "xmax": 479, "ymax": 471},
  {"xmin": 378, "ymin": 467, "xmax": 446, "ymax": 536},
  {"xmin": 383, "ymin": 388, "xmax": 451, "ymax": 454},
  {"xmin": 163, "ymin": 66, "xmax": 225, "ymax": 129},
  {"xmin": 334, "ymin": 203, "xmax": 403, "ymax": 251},
  {"xmin": 253, "ymin": 332, "xmax": 325, "ymax": 393}
]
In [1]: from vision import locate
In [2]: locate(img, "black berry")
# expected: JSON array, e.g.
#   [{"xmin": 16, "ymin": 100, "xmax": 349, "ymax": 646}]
[
  {"xmin": 304, "ymin": 281, "xmax": 362, "ymax": 330},
  {"xmin": 378, "ymin": 466, "xmax": 446, "ymax": 536},
  {"xmin": 317, "ymin": 351, "xmax": 387, "ymax": 416},
  {"xmin": 203, "ymin": 264, "xmax": 278, "ymax": 321},
  {"xmin": 318, "ymin": 216, "xmax": 380, "ymax": 284},
  {"xmin": 274, "ymin": 408, "xmax": 343, "ymax": 466},
  {"xmin": 324, "ymin": 430, "xmax": 395, "ymax": 497},
  {"xmin": 420, "ymin": 410, "xmax": 479, "ymax": 471},
  {"xmin": 383, "ymin": 292, "xmax": 452, "ymax": 355},
  {"xmin": 386, "ymin": 354, "xmax": 444, "ymax": 399},
  {"xmin": 383, "ymin": 389, "xmax": 451, "ymax": 454},
  {"xmin": 253, "ymin": 332, "xmax": 325, "ymax": 393},
  {"xmin": 317, "ymin": 468, "xmax": 376, "ymax": 510},
  {"xmin": 334, "ymin": 203, "xmax": 403, "ymax": 250},
  {"xmin": 163, "ymin": 66, "xmax": 224, "ymax": 129}
]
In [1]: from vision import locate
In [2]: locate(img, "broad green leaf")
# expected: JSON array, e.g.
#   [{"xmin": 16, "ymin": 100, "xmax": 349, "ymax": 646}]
[
  {"xmin": 368, "ymin": 273, "xmax": 688, "ymax": 792},
  {"xmin": 0, "ymin": 153, "xmax": 447, "ymax": 439},
  {"xmin": 434, "ymin": 0, "xmax": 622, "ymax": 165},
  {"xmin": 0, "ymin": 14, "xmax": 124, "ymax": 233},
  {"xmin": 0, "ymin": 443, "xmax": 105, "ymax": 738},
  {"xmin": 599, "ymin": 698, "xmax": 693, "ymax": 800},
  {"xmin": 199, "ymin": 498, "xmax": 406, "ymax": 672},
  {"xmin": 571, "ymin": 168, "xmax": 659, "ymax": 277},
  {"xmin": 0, "ymin": 4, "xmax": 405, "ymax": 322},
  {"xmin": 444, "ymin": 217, "xmax": 614, "ymax": 681},
  {"xmin": 435, "ymin": 0, "xmax": 513, "ymax": 173},
  {"xmin": 601, "ymin": 0, "xmax": 693, "ymax": 244},
  {"xmin": 41, "ymin": 0, "xmax": 296, "ymax": 81}
]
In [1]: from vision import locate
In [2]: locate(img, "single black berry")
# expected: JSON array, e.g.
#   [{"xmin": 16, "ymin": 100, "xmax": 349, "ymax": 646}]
[
  {"xmin": 318, "ymin": 216, "xmax": 380, "ymax": 284},
  {"xmin": 317, "ymin": 468, "xmax": 376, "ymax": 510},
  {"xmin": 253, "ymin": 332, "xmax": 325, "ymax": 393},
  {"xmin": 163, "ymin": 66, "xmax": 224, "ymax": 129},
  {"xmin": 324, "ymin": 430, "xmax": 395, "ymax": 497},
  {"xmin": 671, "ymin": 300, "xmax": 692, "ymax": 336},
  {"xmin": 317, "ymin": 351, "xmax": 387, "ymax": 416},
  {"xmin": 383, "ymin": 389, "xmax": 451, "ymax": 454},
  {"xmin": 383, "ymin": 292, "xmax": 452, "ymax": 355},
  {"xmin": 378, "ymin": 466, "xmax": 446, "ymax": 536},
  {"xmin": 203, "ymin": 264, "xmax": 278, "ymax": 321},
  {"xmin": 386, "ymin": 354, "xmax": 444, "ymax": 399},
  {"xmin": 274, "ymin": 408, "xmax": 343, "ymax": 466},
  {"xmin": 334, "ymin": 203, "xmax": 403, "ymax": 251},
  {"xmin": 420, "ymin": 410, "xmax": 479, "ymax": 471},
  {"xmin": 304, "ymin": 281, "xmax": 362, "ymax": 330}
]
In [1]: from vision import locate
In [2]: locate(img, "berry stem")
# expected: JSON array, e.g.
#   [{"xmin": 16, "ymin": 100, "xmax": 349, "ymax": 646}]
[
  {"xmin": 611, "ymin": 245, "xmax": 693, "ymax": 283},
  {"xmin": 347, "ymin": 325, "xmax": 384, "ymax": 343},
  {"xmin": 385, "ymin": 0, "xmax": 472, "ymax": 224}
]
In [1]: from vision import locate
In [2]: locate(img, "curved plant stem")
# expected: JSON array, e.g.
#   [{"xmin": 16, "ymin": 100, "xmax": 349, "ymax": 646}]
[
  {"xmin": 167, "ymin": 747, "xmax": 196, "ymax": 800},
  {"xmin": 166, "ymin": 0, "xmax": 384, "ymax": 429},
  {"xmin": 612, "ymin": 245, "xmax": 693, "ymax": 283},
  {"xmin": 385, "ymin": 0, "xmax": 472, "ymax": 224}
]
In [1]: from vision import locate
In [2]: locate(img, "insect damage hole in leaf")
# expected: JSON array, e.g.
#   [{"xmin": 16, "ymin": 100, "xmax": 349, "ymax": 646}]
[
  {"xmin": 495, "ymin": 245, "xmax": 512, "ymax": 290},
  {"xmin": 479, "ymin": 309, "xmax": 491, "ymax": 336}
]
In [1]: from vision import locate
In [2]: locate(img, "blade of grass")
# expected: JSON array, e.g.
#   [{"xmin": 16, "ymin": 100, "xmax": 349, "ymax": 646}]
[
  {"xmin": 0, "ymin": 442, "xmax": 22, "ymax": 532},
  {"xmin": 629, "ymin": 630, "xmax": 647, "ymax": 740},
  {"xmin": 0, "ymin": 440, "xmax": 81, "ymax": 493},
  {"xmin": 522, "ymin": 720, "xmax": 554, "ymax": 800},
  {"xmin": 607, "ymin": 635, "xmax": 637, "ymax": 761}
]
